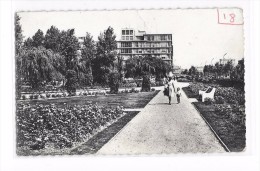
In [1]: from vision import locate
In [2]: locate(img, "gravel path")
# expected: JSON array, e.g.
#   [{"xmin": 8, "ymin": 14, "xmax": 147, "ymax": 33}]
[{"xmin": 98, "ymin": 82, "xmax": 225, "ymax": 154}]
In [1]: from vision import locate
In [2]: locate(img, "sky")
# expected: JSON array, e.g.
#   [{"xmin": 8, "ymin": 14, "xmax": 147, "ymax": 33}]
[{"xmin": 18, "ymin": 9, "xmax": 244, "ymax": 69}]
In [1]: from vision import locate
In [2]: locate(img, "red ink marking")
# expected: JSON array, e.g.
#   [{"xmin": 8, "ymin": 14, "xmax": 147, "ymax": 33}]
[
  {"xmin": 229, "ymin": 13, "xmax": 235, "ymax": 23},
  {"xmin": 217, "ymin": 8, "xmax": 243, "ymax": 25}
]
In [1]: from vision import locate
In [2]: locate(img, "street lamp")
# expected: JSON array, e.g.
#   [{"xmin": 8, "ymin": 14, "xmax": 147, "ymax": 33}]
[
  {"xmin": 211, "ymin": 58, "xmax": 214, "ymax": 65},
  {"xmin": 222, "ymin": 53, "xmax": 227, "ymax": 64}
]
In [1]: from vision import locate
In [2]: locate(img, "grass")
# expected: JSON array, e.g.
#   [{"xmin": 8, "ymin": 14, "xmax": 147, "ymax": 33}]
[
  {"xmin": 18, "ymin": 91, "xmax": 159, "ymax": 109},
  {"xmin": 182, "ymin": 87, "xmax": 200, "ymax": 99},
  {"xmin": 193, "ymin": 102, "xmax": 245, "ymax": 152}
]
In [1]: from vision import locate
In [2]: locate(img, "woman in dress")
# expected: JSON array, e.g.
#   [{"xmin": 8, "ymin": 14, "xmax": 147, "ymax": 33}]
[{"xmin": 167, "ymin": 76, "xmax": 175, "ymax": 105}]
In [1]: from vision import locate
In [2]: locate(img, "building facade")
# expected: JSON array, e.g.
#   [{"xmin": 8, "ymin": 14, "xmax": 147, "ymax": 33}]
[
  {"xmin": 117, "ymin": 28, "xmax": 174, "ymax": 66},
  {"xmin": 219, "ymin": 58, "xmax": 236, "ymax": 65}
]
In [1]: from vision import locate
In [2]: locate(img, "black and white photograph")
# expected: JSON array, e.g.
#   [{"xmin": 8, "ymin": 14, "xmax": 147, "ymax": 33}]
[
  {"xmin": 14, "ymin": 8, "xmax": 246, "ymax": 156},
  {"xmin": 1, "ymin": 0, "xmax": 260, "ymax": 171}
]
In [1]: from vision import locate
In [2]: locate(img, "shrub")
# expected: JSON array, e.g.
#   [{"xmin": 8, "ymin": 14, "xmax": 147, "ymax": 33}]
[
  {"xmin": 134, "ymin": 89, "xmax": 140, "ymax": 93},
  {"xmin": 151, "ymin": 88, "xmax": 156, "ymax": 91},
  {"xmin": 46, "ymin": 93, "xmax": 51, "ymax": 98},
  {"xmin": 204, "ymin": 98, "xmax": 214, "ymax": 105},
  {"xmin": 22, "ymin": 95, "xmax": 26, "ymax": 100},
  {"xmin": 65, "ymin": 70, "xmax": 78, "ymax": 95},
  {"xmin": 29, "ymin": 94, "xmax": 34, "ymax": 100},
  {"xmin": 108, "ymin": 71, "xmax": 120, "ymax": 94},
  {"xmin": 214, "ymin": 96, "xmax": 225, "ymax": 104},
  {"xmin": 141, "ymin": 74, "xmax": 151, "ymax": 92},
  {"xmin": 130, "ymin": 87, "xmax": 135, "ymax": 93}
]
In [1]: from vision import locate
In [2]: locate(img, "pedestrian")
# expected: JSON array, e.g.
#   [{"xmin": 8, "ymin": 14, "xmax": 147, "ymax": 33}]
[
  {"xmin": 166, "ymin": 76, "xmax": 175, "ymax": 105},
  {"xmin": 176, "ymin": 87, "xmax": 181, "ymax": 104}
]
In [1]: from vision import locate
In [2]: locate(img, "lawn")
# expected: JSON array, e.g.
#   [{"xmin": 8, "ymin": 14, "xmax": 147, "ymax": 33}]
[{"xmin": 18, "ymin": 91, "xmax": 159, "ymax": 109}]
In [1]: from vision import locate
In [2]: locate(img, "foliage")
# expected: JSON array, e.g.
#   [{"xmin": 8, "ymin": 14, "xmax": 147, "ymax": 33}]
[
  {"xmin": 141, "ymin": 74, "xmax": 151, "ymax": 92},
  {"xmin": 24, "ymin": 37, "xmax": 34, "ymax": 48},
  {"xmin": 65, "ymin": 70, "xmax": 78, "ymax": 95},
  {"xmin": 214, "ymin": 96, "xmax": 225, "ymax": 104},
  {"xmin": 18, "ymin": 47, "xmax": 65, "ymax": 89},
  {"xmin": 80, "ymin": 32, "xmax": 96, "ymax": 86},
  {"xmin": 92, "ymin": 27, "xmax": 117, "ymax": 84},
  {"xmin": 44, "ymin": 26, "xmax": 61, "ymax": 53},
  {"xmin": 32, "ymin": 29, "xmax": 45, "ymax": 47},
  {"xmin": 204, "ymin": 97, "xmax": 214, "ymax": 105},
  {"xmin": 108, "ymin": 71, "xmax": 120, "ymax": 94},
  {"xmin": 125, "ymin": 55, "xmax": 171, "ymax": 79},
  {"xmin": 15, "ymin": 13, "xmax": 23, "ymax": 55},
  {"xmin": 16, "ymin": 103, "xmax": 125, "ymax": 150},
  {"xmin": 15, "ymin": 14, "xmax": 24, "ymax": 98},
  {"xmin": 188, "ymin": 66, "xmax": 198, "ymax": 75},
  {"xmin": 231, "ymin": 58, "xmax": 244, "ymax": 82}
]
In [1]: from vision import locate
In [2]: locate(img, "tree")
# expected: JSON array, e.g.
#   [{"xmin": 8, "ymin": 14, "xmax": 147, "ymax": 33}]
[
  {"xmin": 24, "ymin": 37, "xmax": 34, "ymax": 48},
  {"xmin": 182, "ymin": 69, "xmax": 188, "ymax": 75},
  {"xmin": 124, "ymin": 55, "xmax": 171, "ymax": 79},
  {"xmin": 59, "ymin": 29, "xmax": 80, "ymax": 70},
  {"xmin": 231, "ymin": 58, "xmax": 244, "ymax": 82},
  {"xmin": 15, "ymin": 14, "xmax": 24, "ymax": 99},
  {"xmin": 223, "ymin": 60, "xmax": 234, "ymax": 77},
  {"xmin": 19, "ymin": 47, "xmax": 65, "ymax": 89},
  {"xmin": 44, "ymin": 26, "xmax": 61, "ymax": 53},
  {"xmin": 214, "ymin": 62, "xmax": 224, "ymax": 78},
  {"xmin": 65, "ymin": 70, "xmax": 78, "ymax": 95},
  {"xmin": 32, "ymin": 29, "xmax": 44, "ymax": 47},
  {"xmin": 188, "ymin": 66, "xmax": 198, "ymax": 75},
  {"xmin": 92, "ymin": 26, "xmax": 118, "ymax": 85},
  {"xmin": 15, "ymin": 13, "xmax": 23, "ymax": 55},
  {"xmin": 81, "ymin": 32, "xmax": 96, "ymax": 86}
]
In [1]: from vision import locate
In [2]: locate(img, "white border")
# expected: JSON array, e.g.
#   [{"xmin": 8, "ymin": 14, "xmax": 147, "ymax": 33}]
[{"xmin": 1, "ymin": 0, "xmax": 259, "ymax": 171}]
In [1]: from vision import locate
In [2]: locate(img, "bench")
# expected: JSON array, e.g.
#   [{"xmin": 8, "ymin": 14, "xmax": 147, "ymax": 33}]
[{"xmin": 199, "ymin": 87, "xmax": 216, "ymax": 102}]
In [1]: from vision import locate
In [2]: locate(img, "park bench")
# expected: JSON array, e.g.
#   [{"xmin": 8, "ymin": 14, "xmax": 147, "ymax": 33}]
[{"xmin": 199, "ymin": 87, "xmax": 216, "ymax": 102}]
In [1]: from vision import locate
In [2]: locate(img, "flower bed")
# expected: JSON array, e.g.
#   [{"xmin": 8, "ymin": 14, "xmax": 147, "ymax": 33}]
[
  {"xmin": 182, "ymin": 82, "xmax": 246, "ymax": 151},
  {"xmin": 193, "ymin": 102, "xmax": 246, "ymax": 151},
  {"xmin": 184, "ymin": 82, "xmax": 245, "ymax": 105},
  {"xmin": 16, "ymin": 103, "xmax": 125, "ymax": 154}
]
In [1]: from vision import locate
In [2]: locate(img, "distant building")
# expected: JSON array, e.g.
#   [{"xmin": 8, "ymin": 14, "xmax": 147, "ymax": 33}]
[
  {"xmin": 219, "ymin": 58, "xmax": 236, "ymax": 65},
  {"xmin": 117, "ymin": 28, "xmax": 174, "ymax": 66},
  {"xmin": 196, "ymin": 66, "xmax": 204, "ymax": 73},
  {"xmin": 173, "ymin": 65, "xmax": 183, "ymax": 74}
]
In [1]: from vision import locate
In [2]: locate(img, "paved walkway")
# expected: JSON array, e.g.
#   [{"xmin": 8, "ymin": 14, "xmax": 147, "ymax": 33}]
[{"xmin": 97, "ymin": 82, "xmax": 225, "ymax": 154}]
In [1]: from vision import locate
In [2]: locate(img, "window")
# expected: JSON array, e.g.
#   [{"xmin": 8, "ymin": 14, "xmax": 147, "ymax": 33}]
[
  {"xmin": 122, "ymin": 36, "xmax": 125, "ymax": 40},
  {"xmin": 130, "ymin": 30, "xmax": 133, "ymax": 35},
  {"xmin": 122, "ymin": 30, "xmax": 126, "ymax": 35},
  {"xmin": 130, "ymin": 36, "xmax": 133, "ymax": 40},
  {"xmin": 126, "ymin": 30, "xmax": 129, "ymax": 35},
  {"xmin": 161, "ymin": 35, "xmax": 166, "ymax": 40},
  {"xmin": 126, "ymin": 36, "xmax": 129, "ymax": 40}
]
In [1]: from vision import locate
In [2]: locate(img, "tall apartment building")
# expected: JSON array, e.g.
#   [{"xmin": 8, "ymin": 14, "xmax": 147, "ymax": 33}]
[{"xmin": 117, "ymin": 28, "xmax": 173, "ymax": 66}]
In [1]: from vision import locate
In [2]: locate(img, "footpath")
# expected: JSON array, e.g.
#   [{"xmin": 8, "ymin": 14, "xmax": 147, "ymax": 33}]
[{"xmin": 97, "ymin": 82, "xmax": 225, "ymax": 154}]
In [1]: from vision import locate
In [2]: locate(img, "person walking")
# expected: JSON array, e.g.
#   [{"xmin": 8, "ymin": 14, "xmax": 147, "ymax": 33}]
[
  {"xmin": 166, "ymin": 76, "xmax": 175, "ymax": 105},
  {"xmin": 176, "ymin": 87, "xmax": 182, "ymax": 104}
]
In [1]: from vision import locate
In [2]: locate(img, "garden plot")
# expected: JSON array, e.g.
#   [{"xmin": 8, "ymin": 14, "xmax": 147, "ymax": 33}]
[
  {"xmin": 182, "ymin": 82, "xmax": 245, "ymax": 152},
  {"xmin": 16, "ymin": 91, "xmax": 159, "ymax": 155}
]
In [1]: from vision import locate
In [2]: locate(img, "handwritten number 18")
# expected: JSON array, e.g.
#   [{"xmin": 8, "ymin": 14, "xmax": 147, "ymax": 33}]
[{"xmin": 223, "ymin": 13, "xmax": 236, "ymax": 23}]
